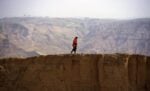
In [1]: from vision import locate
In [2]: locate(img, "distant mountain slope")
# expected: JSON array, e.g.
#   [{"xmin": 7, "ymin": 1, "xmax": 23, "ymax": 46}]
[
  {"xmin": 0, "ymin": 17, "xmax": 150, "ymax": 58},
  {"xmin": 0, "ymin": 37, "xmax": 38, "ymax": 58}
]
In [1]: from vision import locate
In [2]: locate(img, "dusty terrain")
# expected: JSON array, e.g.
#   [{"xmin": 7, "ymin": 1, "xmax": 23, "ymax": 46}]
[{"xmin": 0, "ymin": 54, "xmax": 150, "ymax": 91}]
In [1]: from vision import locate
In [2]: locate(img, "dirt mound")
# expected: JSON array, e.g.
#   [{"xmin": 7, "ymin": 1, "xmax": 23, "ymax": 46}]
[{"xmin": 0, "ymin": 54, "xmax": 150, "ymax": 91}]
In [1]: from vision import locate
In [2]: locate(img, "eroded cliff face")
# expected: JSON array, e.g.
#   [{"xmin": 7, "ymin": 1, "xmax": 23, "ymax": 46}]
[{"xmin": 0, "ymin": 54, "xmax": 150, "ymax": 91}]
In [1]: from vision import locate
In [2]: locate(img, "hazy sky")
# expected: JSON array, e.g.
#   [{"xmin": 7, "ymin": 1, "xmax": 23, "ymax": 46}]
[{"xmin": 0, "ymin": 0, "xmax": 150, "ymax": 19}]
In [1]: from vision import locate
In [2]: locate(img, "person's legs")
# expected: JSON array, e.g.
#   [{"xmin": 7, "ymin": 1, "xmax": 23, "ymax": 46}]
[
  {"xmin": 71, "ymin": 46, "xmax": 77, "ymax": 54},
  {"xmin": 71, "ymin": 48, "xmax": 74, "ymax": 54},
  {"xmin": 71, "ymin": 47, "xmax": 75, "ymax": 54},
  {"xmin": 74, "ymin": 46, "xmax": 77, "ymax": 54}
]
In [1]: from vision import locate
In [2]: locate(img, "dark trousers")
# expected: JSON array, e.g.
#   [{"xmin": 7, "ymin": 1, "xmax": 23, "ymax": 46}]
[{"xmin": 71, "ymin": 45, "xmax": 77, "ymax": 54}]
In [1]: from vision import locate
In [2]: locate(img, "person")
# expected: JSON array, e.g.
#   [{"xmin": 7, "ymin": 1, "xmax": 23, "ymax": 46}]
[{"xmin": 71, "ymin": 36, "xmax": 78, "ymax": 54}]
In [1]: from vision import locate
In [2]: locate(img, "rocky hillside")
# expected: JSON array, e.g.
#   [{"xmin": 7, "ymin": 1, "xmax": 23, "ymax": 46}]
[
  {"xmin": 0, "ymin": 54, "xmax": 150, "ymax": 91},
  {"xmin": 0, "ymin": 17, "xmax": 150, "ymax": 58}
]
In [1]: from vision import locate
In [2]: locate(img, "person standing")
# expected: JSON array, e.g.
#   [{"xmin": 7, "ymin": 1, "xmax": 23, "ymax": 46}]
[{"xmin": 71, "ymin": 36, "xmax": 78, "ymax": 54}]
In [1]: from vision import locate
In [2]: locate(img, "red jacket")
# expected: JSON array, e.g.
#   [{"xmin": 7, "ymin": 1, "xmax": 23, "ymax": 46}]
[{"xmin": 72, "ymin": 37, "xmax": 78, "ymax": 46}]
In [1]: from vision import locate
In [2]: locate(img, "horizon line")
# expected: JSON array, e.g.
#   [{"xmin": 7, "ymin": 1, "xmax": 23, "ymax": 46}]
[{"xmin": 0, "ymin": 16, "xmax": 150, "ymax": 20}]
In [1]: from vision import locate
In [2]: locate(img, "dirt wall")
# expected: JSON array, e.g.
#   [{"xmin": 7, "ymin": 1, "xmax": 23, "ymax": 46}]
[{"xmin": 0, "ymin": 54, "xmax": 150, "ymax": 91}]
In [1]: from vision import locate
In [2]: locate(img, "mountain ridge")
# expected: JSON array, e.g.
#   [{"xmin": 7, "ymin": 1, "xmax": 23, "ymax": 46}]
[{"xmin": 0, "ymin": 17, "xmax": 150, "ymax": 58}]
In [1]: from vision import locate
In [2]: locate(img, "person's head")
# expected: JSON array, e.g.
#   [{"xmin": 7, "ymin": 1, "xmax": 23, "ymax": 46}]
[{"xmin": 75, "ymin": 36, "xmax": 78, "ymax": 39}]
